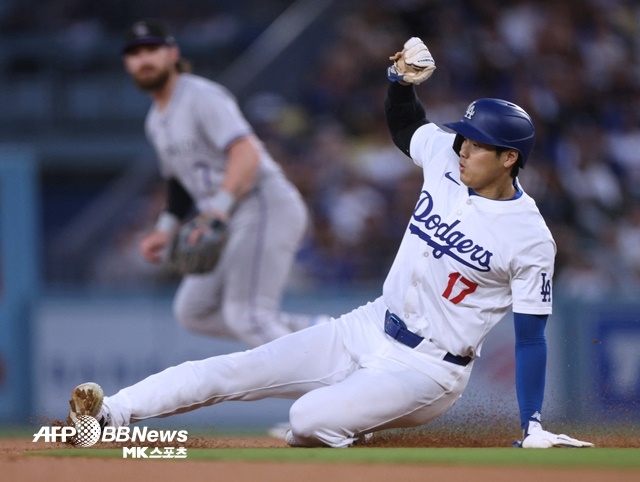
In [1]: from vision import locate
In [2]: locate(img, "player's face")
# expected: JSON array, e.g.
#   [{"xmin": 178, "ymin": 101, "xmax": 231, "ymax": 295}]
[
  {"xmin": 123, "ymin": 45, "xmax": 178, "ymax": 91},
  {"xmin": 458, "ymin": 138, "xmax": 517, "ymax": 196}
]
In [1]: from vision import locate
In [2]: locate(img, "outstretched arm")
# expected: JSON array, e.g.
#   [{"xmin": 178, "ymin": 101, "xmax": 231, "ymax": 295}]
[
  {"xmin": 514, "ymin": 312, "xmax": 547, "ymax": 430},
  {"xmin": 513, "ymin": 312, "xmax": 593, "ymax": 448}
]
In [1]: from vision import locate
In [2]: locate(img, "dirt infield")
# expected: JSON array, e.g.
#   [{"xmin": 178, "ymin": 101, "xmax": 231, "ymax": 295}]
[{"xmin": 2, "ymin": 430, "xmax": 638, "ymax": 482}]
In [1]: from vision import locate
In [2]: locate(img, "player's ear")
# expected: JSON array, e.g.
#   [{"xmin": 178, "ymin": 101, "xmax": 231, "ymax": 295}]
[
  {"xmin": 502, "ymin": 149, "xmax": 519, "ymax": 169},
  {"xmin": 168, "ymin": 45, "xmax": 181, "ymax": 64}
]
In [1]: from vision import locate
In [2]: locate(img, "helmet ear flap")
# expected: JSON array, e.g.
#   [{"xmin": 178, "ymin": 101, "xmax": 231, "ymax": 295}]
[{"xmin": 452, "ymin": 133, "xmax": 464, "ymax": 156}]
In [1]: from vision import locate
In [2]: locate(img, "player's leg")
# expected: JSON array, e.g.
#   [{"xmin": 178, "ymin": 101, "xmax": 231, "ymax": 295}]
[
  {"xmin": 172, "ymin": 272, "xmax": 232, "ymax": 338},
  {"xmin": 281, "ymin": 297, "xmax": 473, "ymax": 447},
  {"xmin": 220, "ymin": 177, "xmax": 324, "ymax": 347},
  {"xmin": 171, "ymin": 185, "xmax": 299, "ymax": 342},
  {"xmin": 288, "ymin": 359, "xmax": 471, "ymax": 447},
  {"xmin": 100, "ymin": 319, "xmax": 357, "ymax": 427}
]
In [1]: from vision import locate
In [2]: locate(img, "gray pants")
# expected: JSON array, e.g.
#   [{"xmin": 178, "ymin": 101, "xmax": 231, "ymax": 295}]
[{"xmin": 173, "ymin": 174, "xmax": 316, "ymax": 347}]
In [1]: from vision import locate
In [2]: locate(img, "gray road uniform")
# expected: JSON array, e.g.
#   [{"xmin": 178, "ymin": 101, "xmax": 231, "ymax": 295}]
[{"xmin": 146, "ymin": 73, "xmax": 316, "ymax": 347}]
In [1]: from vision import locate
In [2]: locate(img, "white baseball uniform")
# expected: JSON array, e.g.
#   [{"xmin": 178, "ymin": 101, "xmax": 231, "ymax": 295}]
[
  {"xmin": 102, "ymin": 120, "xmax": 555, "ymax": 447},
  {"xmin": 146, "ymin": 73, "xmax": 319, "ymax": 346}
]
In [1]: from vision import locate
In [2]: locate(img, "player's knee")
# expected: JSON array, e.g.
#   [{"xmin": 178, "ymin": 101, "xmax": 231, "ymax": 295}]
[
  {"xmin": 173, "ymin": 297, "xmax": 207, "ymax": 332},
  {"xmin": 288, "ymin": 402, "xmax": 326, "ymax": 447},
  {"xmin": 289, "ymin": 399, "xmax": 352, "ymax": 448},
  {"xmin": 173, "ymin": 296, "xmax": 191, "ymax": 328}
]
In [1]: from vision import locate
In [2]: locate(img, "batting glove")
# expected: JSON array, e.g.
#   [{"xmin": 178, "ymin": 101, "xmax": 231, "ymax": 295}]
[
  {"xmin": 514, "ymin": 421, "xmax": 594, "ymax": 448},
  {"xmin": 403, "ymin": 37, "xmax": 436, "ymax": 69},
  {"xmin": 387, "ymin": 37, "xmax": 436, "ymax": 85}
]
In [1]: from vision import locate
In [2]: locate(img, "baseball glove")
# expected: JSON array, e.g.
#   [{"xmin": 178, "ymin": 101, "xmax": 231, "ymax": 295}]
[
  {"xmin": 387, "ymin": 37, "xmax": 436, "ymax": 85},
  {"xmin": 168, "ymin": 216, "xmax": 228, "ymax": 274}
]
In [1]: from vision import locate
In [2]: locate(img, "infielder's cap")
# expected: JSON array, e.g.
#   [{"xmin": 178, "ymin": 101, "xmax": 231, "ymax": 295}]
[
  {"xmin": 123, "ymin": 19, "xmax": 177, "ymax": 54},
  {"xmin": 444, "ymin": 98, "xmax": 535, "ymax": 168}
]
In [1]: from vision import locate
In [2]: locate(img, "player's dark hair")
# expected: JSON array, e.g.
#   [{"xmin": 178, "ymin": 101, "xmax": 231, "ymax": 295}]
[{"xmin": 176, "ymin": 58, "xmax": 192, "ymax": 74}]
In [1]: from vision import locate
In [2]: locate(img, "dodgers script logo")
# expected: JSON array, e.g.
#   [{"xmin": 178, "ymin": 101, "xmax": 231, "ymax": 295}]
[{"xmin": 410, "ymin": 190, "xmax": 493, "ymax": 272}]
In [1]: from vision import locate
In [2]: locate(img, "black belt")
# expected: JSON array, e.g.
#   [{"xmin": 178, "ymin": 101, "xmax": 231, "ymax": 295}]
[{"xmin": 384, "ymin": 310, "xmax": 472, "ymax": 367}]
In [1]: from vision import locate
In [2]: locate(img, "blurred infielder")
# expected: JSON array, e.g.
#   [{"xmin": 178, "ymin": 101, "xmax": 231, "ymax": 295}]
[
  {"xmin": 69, "ymin": 38, "xmax": 593, "ymax": 449},
  {"xmin": 122, "ymin": 19, "xmax": 327, "ymax": 347}
]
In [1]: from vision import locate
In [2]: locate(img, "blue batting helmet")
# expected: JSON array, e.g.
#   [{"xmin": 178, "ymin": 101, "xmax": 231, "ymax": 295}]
[{"xmin": 443, "ymin": 98, "xmax": 535, "ymax": 168}]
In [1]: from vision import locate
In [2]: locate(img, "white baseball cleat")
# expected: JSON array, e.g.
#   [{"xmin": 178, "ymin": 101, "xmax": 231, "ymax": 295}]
[
  {"xmin": 283, "ymin": 429, "xmax": 374, "ymax": 447},
  {"xmin": 67, "ymin": 382, "xmax": 112, "ymax": 429},
  {"xmin": 284, "ymin": 429, "xmax": 303, "ymax": 447}
]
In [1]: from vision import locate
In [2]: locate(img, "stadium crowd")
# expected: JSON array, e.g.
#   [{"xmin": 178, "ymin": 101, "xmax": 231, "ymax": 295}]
[
  {"xmin": 2, "ymin": 0, "xmax": 639, "ymax": 299},
  {"xmin": 237, "ymin": 0, "xmax": 640, "ymax": 299}
]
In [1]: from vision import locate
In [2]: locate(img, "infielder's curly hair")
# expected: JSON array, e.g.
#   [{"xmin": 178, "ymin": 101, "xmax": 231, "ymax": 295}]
[{"xmin": 176, "ymin": 58, "xmax": 192, "ymax": 74}]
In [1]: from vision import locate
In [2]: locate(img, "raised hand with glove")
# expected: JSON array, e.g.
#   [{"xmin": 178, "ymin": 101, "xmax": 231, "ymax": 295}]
[
  {"xmin": 387, "ymin": 37, "xmax": 436, "ymax": 85},
  {"xmin": 514, "ymin": 421, "xmax": 594, "ymax": 448}
]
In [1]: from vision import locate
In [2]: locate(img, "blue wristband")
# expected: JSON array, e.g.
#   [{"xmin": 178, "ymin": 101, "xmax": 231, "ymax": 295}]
[{"xmin": 387, "ymin": 65, "xmax": 404, "ymax": 83}]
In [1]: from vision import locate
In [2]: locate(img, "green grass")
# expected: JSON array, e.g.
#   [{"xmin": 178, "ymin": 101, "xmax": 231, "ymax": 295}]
[{"xmin": 30, "ymin": 447, "xmax": 640, "ymax": 469}]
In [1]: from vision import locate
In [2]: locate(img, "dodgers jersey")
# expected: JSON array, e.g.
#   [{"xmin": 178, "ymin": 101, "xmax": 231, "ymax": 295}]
[
  {"xmin": 383, "ymin": 123, "xmax": 556, "ymax": 358},
  {"xmin": 145, "ymin": 73, "xmax": 283, "ymax": 212}
]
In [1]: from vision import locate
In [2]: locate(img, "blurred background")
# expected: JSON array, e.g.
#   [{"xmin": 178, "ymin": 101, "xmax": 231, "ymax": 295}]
[{"xmin": 1, "ymin": 0, "xmax": 638, "ymax": 434}]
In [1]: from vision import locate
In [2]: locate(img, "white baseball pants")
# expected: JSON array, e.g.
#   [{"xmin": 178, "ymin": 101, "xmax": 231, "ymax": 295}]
[{"xmin": 104, "ymin": 297, "xmax": 472, "ymax": 447}]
